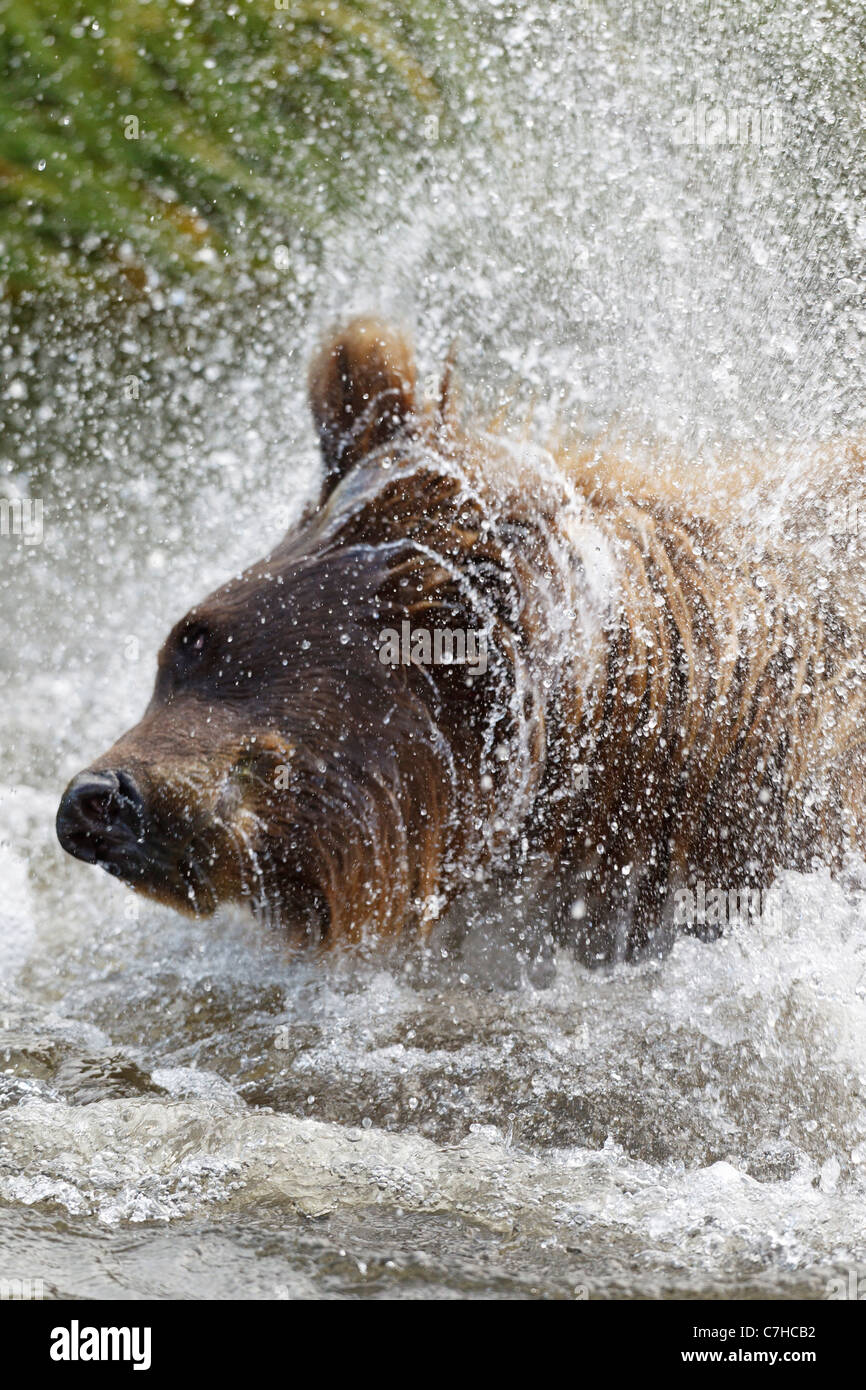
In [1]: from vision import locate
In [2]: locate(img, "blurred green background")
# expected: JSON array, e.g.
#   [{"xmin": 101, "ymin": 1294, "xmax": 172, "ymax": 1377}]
[
  {"xmin": 0, "ymin": 0, "xmax": 455, "ymax": 299},
  {"xmin": 1, "ymin": 0, "xmax": 862, "ymax": 465}
]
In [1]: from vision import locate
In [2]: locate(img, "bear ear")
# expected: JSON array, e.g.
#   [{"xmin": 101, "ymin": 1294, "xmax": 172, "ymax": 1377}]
[{"xmin": 308, "ymin": 317, "xmax": 417, "ymax": 500}]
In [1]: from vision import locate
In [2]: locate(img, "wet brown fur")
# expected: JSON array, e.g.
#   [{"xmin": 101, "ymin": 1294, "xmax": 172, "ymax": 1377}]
[{"xmin": 62, "ymin": 318, "xmax": 866, "ymax": 963}]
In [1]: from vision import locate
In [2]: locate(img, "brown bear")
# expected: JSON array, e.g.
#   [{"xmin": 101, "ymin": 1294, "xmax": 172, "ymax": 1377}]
[{"xmin": 56, "ymin": 317, "xmax": 866, "ymax": 963}]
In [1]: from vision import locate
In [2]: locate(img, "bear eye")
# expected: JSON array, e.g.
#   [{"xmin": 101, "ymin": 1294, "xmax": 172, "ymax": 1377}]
[{"xmin": 175, "ymin": 622, "xmax": 213, "ymax": 668}]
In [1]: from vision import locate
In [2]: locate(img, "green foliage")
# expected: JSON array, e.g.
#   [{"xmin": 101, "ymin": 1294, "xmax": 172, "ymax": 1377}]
[{"xmin": 0, "ymin": 0, "xmax": 449, "ymax": 296}]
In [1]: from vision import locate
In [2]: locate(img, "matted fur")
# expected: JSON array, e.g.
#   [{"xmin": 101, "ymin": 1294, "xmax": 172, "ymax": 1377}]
[{"xmin": 58, "ymin": 318, "xmax": 866, "ymax": 963}]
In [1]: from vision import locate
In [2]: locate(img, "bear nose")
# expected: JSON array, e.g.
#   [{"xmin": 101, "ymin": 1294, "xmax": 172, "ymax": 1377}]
[{"xmin": 56, "ymin": 769, "xmax": 146, "ymax": 868}]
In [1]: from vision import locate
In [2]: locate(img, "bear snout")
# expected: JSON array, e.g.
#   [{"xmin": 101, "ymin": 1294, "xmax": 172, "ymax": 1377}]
[{"xmin": 56, "ymin": 767, "xmax": 148, "ymax": 878}]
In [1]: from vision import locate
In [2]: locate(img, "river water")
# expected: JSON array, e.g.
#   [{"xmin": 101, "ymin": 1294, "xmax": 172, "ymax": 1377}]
[{"xmin": 1, "ymin": 1, "xmax": 865, "ymax": 1298}]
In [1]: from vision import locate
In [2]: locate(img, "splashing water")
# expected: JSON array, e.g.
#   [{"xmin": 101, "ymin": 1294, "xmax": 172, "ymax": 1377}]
[{"xmin": 1, "ymin": 1, "xmax": 865, "ymax": 1298}]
